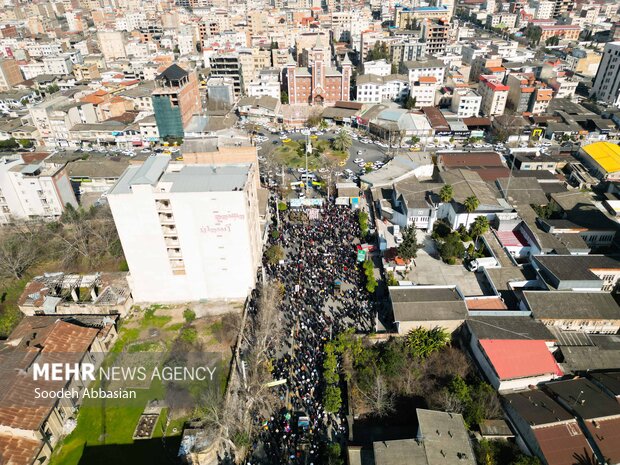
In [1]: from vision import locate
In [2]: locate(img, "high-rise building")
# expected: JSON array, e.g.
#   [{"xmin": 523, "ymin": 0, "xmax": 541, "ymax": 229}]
[
  {"xmin": 0, "ymin": 58, "xmax": 23, "ymax": 91},
  {"xmin": 591, "ymin": 41, "xmax": 620, "ymax": 107},
  {"xmin": 108, "ymin": 156, "xmax": 262, "ymax": 303},
  {"xmin": 478, "ymin": 74, "xmax": 509, "ymax": 116},
  {"xmin": 421, "ymin": 18, "xmax": 449, "ymax": 56},
  {"xmin": 0, "ymin": 156, "xmax": 78, "ymax": 224},
  {"xmin": 151, "ymin": 64, "xmax": 200, "ymax": 139},
  {"xmin": 552, "ymin": 0, "xmax": 574, "ymax": 18}
]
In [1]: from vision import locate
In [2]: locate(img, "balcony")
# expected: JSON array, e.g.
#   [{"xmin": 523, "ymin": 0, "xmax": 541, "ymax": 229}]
[
  {"xmin": 167, "ymin": 248, "xmax": 183, "ymax": 259},
  {"xmin": 165, "ymin": 237, "xmax": 180, "ymax": 247},
  {"xmin": 159, "ymin": 213, "xmax": 175, "ymax": 225},
  {"xmin": 155, "ymin": 199, "xmax": 172, "ymax": 212},
  {"xmin": 161, "ymin": 225, "xmax": 177, "ymax": 236}
]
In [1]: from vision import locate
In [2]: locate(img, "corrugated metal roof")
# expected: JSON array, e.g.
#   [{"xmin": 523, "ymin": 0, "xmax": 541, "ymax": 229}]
[{"xmin": 583, "ymin": 141, "xmax": 620, "ymax": 174}]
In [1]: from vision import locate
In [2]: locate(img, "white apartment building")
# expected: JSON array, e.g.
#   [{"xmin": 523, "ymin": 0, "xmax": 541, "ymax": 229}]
[
  {"xmin": 363, "ymin": 59, "xmax": 391, "ymax": 76},
  {"xmin": 401, "ymin": 58, "xmax": 446, "ymax": 86},
  {"xmin": 478, "ymin": 74, "xmax": 509, "ymax": 116},
  {"xmin": 30, "ymin": 95, "xmax": 98, "ymax": 147},
  {"xmin": 591, "ymin": 41, "xmax": 620, "ymax": 107},
  {"xmin": 451, "ymin": 89, "xmax": 482, "ymax": 117},
  {"xmin": 108, "ymin": 156, "xmax": 262, "ymax": 303},
  {"xmin": 536, "ymin": 1, "xmax": 555, "ymax": 19},
  {"xmin": 42, "ymin": 55, "xmax": 74, "ymax": 76},
  {"xmin": 409, "ymin": 77, "xmax": 438, "ymax": 108},
  {"xmin": 0, "ymin": 156, "xmax": 77, "ymax": 224},
  {"xmin": 247, "ymin": 68, "xmax": 281, "ymax": 99},
  {"xmin": 356, "ymin": 74, "xmax": 410, "ymax": 103}
]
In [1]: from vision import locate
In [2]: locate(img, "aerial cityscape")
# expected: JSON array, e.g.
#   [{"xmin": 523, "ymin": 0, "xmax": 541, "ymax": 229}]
[{"xmin": 2, "ymin": 0, "xmax": 620, "ymax": 464}]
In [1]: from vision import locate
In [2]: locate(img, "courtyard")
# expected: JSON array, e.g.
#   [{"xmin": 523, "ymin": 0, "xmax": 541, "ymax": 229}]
[{"xmin": 49, "ymin": 305, "xmax": 236, "ymax": 465}]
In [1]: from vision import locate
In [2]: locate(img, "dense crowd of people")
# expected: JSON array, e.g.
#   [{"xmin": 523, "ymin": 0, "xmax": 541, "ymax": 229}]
[{"xmin": 245, "ymin": 199, "xmax": 374, "ymax": 464}]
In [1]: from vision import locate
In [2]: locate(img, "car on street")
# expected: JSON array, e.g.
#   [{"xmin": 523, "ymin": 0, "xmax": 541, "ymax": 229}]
[
  {"xmin": 353, "ymin": 158, "xmax": 364, "ymax": 164},
  {"xmin": 279, "ymin": 134, "xmax": 288, "ymax": 139}
]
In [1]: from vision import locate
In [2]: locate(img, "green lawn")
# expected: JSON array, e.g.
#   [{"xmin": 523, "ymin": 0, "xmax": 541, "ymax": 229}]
[{"xmin": 49, "ymin": 308, "xmax": 204, "ymax": 465}]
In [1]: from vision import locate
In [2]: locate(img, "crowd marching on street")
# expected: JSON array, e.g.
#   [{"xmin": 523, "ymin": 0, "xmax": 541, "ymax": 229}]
[{"xmin": 245, "ymin": 197, "xmax": 375, "ymax": 464}]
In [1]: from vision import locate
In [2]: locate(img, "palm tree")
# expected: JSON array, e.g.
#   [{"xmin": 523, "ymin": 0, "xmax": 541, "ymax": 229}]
[
  {"xmin": 463, "ymin": 195, "xmax": 480, "ymax": 228},
  {"xmin": 439, "ymin": 184, "xmax": 453, "ymax": 203},
  {"xmin": 332, "ymin": 130, "xmax": 353, "ymax": 152}
]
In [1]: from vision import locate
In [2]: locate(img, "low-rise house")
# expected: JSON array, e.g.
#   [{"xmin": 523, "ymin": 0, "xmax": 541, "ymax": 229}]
[
  {"xmin": 545, "ymin": 378, "xmax": 620, "ymax": 465},
  {"xmin": 467, "ymin": 331, "xmax": 562, "ymax": 391},
  {"xmin": 503, "ymin": 389, "xmax": 596, "ymax": 465},
  {"xmin": 0, "ymin": 315, "xmax": 118, "ymax": 465},
  {"xmin": 18, "ymin": 272, "xmax": 133, "ymax": 316},
  {"xmin": 389, "ymin": 285, "xmax": 468, "ymax": 334},
  {"xmin": 547, "ymin": 191, "xmax": 618, "ymax": 248},
  {"xmin": 521, "ymin": 291, "xmax": 620, "ymax": 333},
  {"xmin": 579, "ymin": 141, "xmax": 620, "ymax": 182},
  {"xmin": 348, "ymin": 408, "xmax": 475, "ymax": 465},
  {"xmin": 236, "ymin": 96, "xmax": 281, "ymax": 124},
  {"xmin": 532, "ymin": 255, "xmax": 620, "ymax": 292},
  {"xmin": 416, "ymin": 409, "xmax": 476, "ymax": 465},
  {"xmin": 506, "ymin": 149, "xmax": 558, "ymax": 172}
]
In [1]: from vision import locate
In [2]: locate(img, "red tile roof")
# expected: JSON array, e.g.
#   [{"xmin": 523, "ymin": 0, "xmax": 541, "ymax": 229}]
[
  {"xmin": 0, "ymin": 434, "xmax": 42, "ymax": 465},
  {"xmin": 479, "ymin": 339, "xmax": 563, "ymax": 380},
  {"xmin": 496, "ymin": 230, "xmax": 529, "ymax": 248},
  {"xmin": 0, "ymin": 320, "xmax": 99, "ymax": 431},
  {"xmin": 466, "ymin": 297, "xmax": 508, "ymax": 310}
]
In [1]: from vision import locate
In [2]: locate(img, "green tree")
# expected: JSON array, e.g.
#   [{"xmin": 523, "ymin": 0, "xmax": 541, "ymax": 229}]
[
  {"xmin": 404, "ymin": 94, "xmax": 417, "ymax": 109},
  {"xmin": 327, "ymin": 443, "xmax": 344, "ymax": 465},
  {"xmin": 397, "ymin": 226, "xmax": 419, "ymax": 260},
  {"xmin": 332, "ymin": 130, "xmax": 353, "ymax": 152},
  {"xmin": 358, "ymin": 210, "xmax": 369, "ymax": 238},
  {"xmin": 439, "ymin": 184, "xmax": 454, "ymax": 203},
  {"xmin": 469, "ymin": 215, "xmax": 489, "ymax": 239},
  {"xmin": 463, "ymin": 195, "xmax": 480, "ymax": 226},
  {"xmin": 367, "ymin": 41, "xmax": 389, "ymax": 61},
  {"xmin": 378, "ymin": 339, "xmax": 407, "ymax": 377},
  {"xmin": 526, "ymin": 25, "xmax": 542, "ymax": 45},
  {"xmin": 280, "ymin": 91, "xmax": 289, "ymax": 104},
  {"xmin": 324, "ymin": 385, "xmax": 342, "ymax": 412},
  {"xmin": 18, "ymin": 139, "xmax": 32, "ymax": 148},
  {"xmin": 363, "ymin": 260, "xmax": 377, "ymax": 293},
  {"xmin": 265, "ymin": 244, "xmax": 284, "ymax": 264},
  {"xmin": 391, "ymin": 62, "xmax": 398, "ymax": 74},
  {"xmin": 386, "ymin": 271, "xmax": 398, "ymax": 286},
  {"xmin": 277, "ymin": 201, "xmax": 288, "ymax": 211},
  {"xmin": 183, "ymin": 308, "xmax": 196, "ymax": 324},
  {"xmin": 545, "ymin": 35, "xmax": 560, "ymax": 46},
  {"xmin": 438, "ymin": 232, "xmax": 465, "ymax": 262},
  {"xmin": 410, "ymin": 135, "xmax": 420, "ymax": 145},
  {"xmin": 405, "ymin": 326, "xmax": 449, "ymax": 358},
  {"xmin": 0, "ymin": 138, "xmax": 19, "ymax": 149},
  {"xmin": 319, "ymin": 119, "xmax": 329, "ymax": 131}
]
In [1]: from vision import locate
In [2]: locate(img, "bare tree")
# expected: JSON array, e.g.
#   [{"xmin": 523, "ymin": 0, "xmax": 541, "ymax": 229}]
[
  {"xmin": 0, "ymin": 221, "xmax": 45, "ymax": 279},
  {"xmin": 356, "ymin": 372, "xmax": 395, "ymax": 417}
]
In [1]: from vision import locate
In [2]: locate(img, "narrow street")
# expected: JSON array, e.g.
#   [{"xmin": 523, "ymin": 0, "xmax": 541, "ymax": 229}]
[{"xmin": 245, "ymin": 200, "xmax": 375, "ymax": 464}]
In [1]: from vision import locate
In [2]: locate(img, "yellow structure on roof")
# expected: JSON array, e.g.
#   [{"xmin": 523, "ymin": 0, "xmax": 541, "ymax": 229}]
[{"xmin": 582, "ymin": 142, "xmax": 620, "ymax": 175}]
